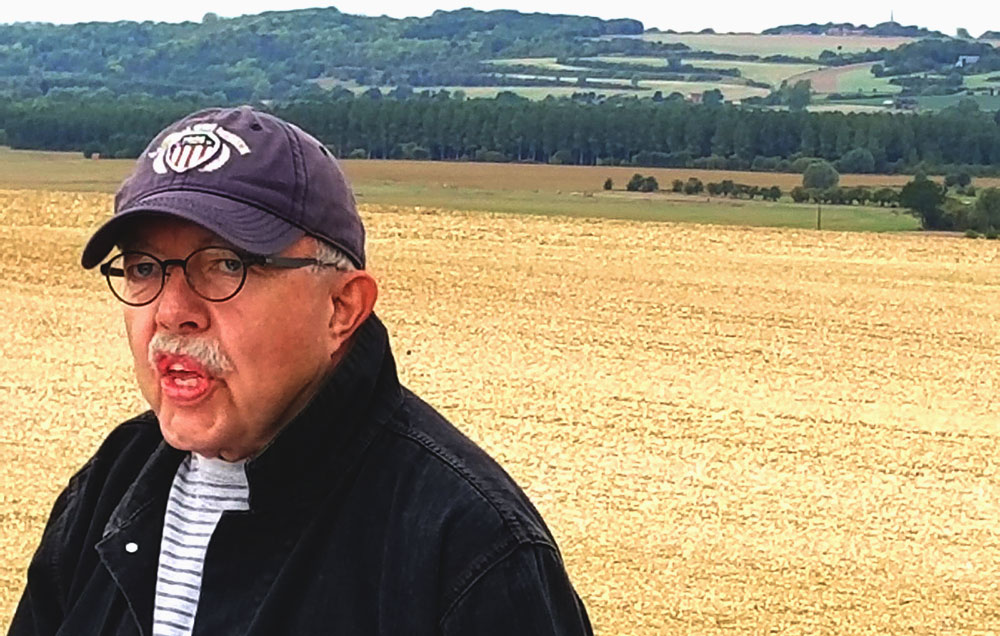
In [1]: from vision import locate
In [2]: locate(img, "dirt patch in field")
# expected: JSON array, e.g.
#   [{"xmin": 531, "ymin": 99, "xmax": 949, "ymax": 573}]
[{"xmin": 785, "ymin": 62, "xmax": 878, "ymax": 94}]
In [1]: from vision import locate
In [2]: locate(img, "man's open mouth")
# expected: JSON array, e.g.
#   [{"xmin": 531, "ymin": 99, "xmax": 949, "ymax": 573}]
[{"xmin": 155, "ymin": 353, "xmax": 217, "ymax": 403}]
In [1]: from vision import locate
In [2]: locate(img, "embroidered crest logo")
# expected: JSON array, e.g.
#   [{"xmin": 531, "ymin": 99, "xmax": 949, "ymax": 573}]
[{"xmin": 149, "ymin": 123, "xmax": 251, "ymax": 175}]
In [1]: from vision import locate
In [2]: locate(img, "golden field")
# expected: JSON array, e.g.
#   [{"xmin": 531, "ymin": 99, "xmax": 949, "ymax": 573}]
[{"xmin": 3, "ymin": 189, "xmax": 1000, "ymax": 633}]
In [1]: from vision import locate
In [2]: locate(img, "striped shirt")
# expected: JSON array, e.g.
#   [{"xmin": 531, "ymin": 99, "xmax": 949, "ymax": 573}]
[{"xmin": 152, "ymin": 453, "xmax": 249, "ymax": 636}]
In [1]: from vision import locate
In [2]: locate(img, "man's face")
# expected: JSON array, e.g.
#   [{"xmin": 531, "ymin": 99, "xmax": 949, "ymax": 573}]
[{"xmin": 121, "ymin": 217, "xmax": 339, "ymax": 461}]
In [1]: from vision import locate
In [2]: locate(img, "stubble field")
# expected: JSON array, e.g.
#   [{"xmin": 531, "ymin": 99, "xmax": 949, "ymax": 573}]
[{"xmin": 3, "ymin": 189, "xmax": 1000, "ymax": 633}]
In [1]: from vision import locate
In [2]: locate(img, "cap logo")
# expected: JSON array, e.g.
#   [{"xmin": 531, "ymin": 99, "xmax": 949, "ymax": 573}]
[{"xmin": 149, "ymin": 123, "xmax": 251, "ymax": 175}]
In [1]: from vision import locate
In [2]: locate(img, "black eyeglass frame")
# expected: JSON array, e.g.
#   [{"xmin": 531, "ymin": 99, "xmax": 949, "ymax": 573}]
[{"xmin": 100, "ymin": 246, "xmax": 341, "ymax": 306}]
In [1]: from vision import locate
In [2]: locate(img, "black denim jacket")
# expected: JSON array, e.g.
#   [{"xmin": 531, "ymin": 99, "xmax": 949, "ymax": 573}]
[{"xmin": 10, "ymin": 315, "xmax": 592, "ymax": 635}]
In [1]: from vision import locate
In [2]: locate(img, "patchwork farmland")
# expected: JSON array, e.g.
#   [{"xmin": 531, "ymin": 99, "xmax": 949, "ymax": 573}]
[{"xmin": 3, "ymin": 188, "xmax": 1000, "ymax": 633}]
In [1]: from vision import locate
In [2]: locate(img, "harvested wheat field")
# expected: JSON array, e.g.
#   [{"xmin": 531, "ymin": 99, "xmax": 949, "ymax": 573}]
[{"xmin": 3, "ymin": 189, "xmax": 1000, "ymax": 634}]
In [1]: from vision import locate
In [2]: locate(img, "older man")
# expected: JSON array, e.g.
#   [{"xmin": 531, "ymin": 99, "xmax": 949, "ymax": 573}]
[{"xmin": 11, "ymin": 106, "xmax": 591, "ymax": 635}]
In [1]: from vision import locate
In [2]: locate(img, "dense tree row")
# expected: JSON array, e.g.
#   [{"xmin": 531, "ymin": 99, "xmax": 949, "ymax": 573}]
[{"xmin": 3, "ymin": 93, "xmax": 1000, "ymax": 175}]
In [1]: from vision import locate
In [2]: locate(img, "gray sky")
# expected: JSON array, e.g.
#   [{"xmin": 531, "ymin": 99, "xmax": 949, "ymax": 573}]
[{"xmin": 3, "ymin": 0, "xmax": 993, "ymax": 37}]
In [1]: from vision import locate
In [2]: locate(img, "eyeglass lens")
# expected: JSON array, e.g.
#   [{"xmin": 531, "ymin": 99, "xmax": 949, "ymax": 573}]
[{"xmin": 106, "ymin": 248, "xmax": 247, "ymax": 305}]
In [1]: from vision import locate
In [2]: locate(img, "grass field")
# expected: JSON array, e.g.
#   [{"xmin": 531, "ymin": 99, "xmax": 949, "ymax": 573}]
[
  {"xmin": 584, "ymin": 56, "xmax": 821, "ymax": 87},
  {"xmin": 633, "ymin": 33, "xmax": 918, "ymax": 57},
  {"xmin": 965, "ymin": 72, "xmax": 1000, "ymax": 90},
  {"xmin": 790, "ymin": 62, "xmax": 900, "ymax": 95},
  {"xmin": 4, "ymin": 189, "xmax": 1000, "ymax": 634}
]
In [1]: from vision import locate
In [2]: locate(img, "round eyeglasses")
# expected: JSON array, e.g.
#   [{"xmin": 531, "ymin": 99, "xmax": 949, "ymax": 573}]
[{"xmin": 100, "ymin": 246, "xmax": 340, "ymax": 306}]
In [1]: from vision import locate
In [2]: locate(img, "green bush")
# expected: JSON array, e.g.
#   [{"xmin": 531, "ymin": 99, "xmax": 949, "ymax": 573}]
[
  {"xmin": 964, "ymin": 229, "xmax": 980, "ymax": 239},
  {"xmin": 985, "ymin": 230, "xmax": 999, "ymax": 240},
  {"xmin": 603, "ymin": 177, "xmax": 613, "ymax": 191},
  {"xmin": 682, "ymin": 177, "xmax": 703, "ymax": 195},
  {"xmin": 803, "ymin": 161, "xmax": 840, "ymax": 189},
  {"xmin": 639, "ymin": 175, "xmax": 659, "ymax": 192}
]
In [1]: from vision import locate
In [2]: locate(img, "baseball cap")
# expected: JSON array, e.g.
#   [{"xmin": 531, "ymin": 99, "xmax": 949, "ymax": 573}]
[{"xmin": 81, "ymin": 106, "xmax": 365, "ymax": 269}]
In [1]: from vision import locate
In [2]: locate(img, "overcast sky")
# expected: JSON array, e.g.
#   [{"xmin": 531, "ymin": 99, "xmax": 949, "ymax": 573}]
[{"xmin": 3, "ymin": 0, "xmax": 993, "ymax": 37}]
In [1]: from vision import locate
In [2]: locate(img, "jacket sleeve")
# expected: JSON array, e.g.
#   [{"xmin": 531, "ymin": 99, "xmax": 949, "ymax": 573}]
[
  {"xmin": 8, "ymin": 469, "xmax": 84, "ymax": 636},
  {"xmin": 440, "ymin": 543, "xmax": 593, "ymax": 636}
]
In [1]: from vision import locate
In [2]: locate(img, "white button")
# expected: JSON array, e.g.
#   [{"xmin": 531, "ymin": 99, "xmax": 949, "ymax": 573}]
[{"xmin": 125, "ymin": 542, "xmax": 139, "ymax": 553}]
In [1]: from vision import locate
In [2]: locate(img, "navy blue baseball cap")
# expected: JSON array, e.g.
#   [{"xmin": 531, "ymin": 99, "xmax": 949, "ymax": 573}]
[{"xmin": 81, "ymin": 106, "xmax": 365, "ymax": 269}]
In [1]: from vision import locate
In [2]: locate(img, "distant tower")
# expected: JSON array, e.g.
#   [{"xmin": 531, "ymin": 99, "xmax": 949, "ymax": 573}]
[{"xmin": 890, "ymin": 10, "xmax": 894, "ymax": 23}]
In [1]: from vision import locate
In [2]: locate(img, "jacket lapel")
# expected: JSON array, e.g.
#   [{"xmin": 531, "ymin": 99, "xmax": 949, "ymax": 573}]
[{"xmin": 96, "ymin": 441, "xmax": 185, "ymax": 636}]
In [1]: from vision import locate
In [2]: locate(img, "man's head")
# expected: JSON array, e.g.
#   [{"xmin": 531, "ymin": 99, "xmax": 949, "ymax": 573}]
[{"xmin": 82, "ymin": 107, "xmax": 376, "ymax": 461}]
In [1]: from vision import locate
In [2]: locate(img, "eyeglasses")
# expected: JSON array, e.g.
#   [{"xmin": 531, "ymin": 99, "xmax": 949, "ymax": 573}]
[{"xmin": 100, "ymin": 246, "xmax": 340, "ymax": 306}]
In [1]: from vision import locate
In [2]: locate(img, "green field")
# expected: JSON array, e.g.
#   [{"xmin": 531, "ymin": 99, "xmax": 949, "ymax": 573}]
[
  {"xmin": 497, "ymin": 55, "xmax": 823, "ymax": 88},
  {"xmin": 829, "ymin": 66, "xmax": 901, "ymax": 94},
  {"xmin": 0, "ymin": 147, "xmax": 921, "ymax": 232},
  {"xmin": 831, "ymin": 92, "xmax": 1000, "ymax": 112},
  {"xmin": 963, "ymin": 72, "xmax": 1000, "ymax": 90}
]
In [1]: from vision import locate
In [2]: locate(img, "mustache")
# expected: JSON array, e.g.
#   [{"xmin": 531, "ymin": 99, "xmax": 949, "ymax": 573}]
[{"xmin": 148, "ymin": 332, "xmax": 234, "ymax": 376}]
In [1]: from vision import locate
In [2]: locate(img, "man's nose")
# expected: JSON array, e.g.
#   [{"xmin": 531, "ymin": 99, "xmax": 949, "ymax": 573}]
[{"xmin": 154, "ymin": 265, "xmax": 209, "ymax": 332}]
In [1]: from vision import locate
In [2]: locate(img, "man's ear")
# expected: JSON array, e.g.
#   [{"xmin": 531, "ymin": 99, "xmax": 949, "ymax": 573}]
[{"xmin": 327, "ymin": 271, "xmax": 378, "ymax": 356}]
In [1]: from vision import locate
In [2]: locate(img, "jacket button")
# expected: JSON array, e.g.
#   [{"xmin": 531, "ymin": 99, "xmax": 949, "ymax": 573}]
[{"xmin": 125, "ymin": 542, "xmax": 139, "ymax": 553}]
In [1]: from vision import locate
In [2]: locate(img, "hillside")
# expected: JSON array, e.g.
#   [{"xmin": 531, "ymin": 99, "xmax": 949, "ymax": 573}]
[{"xmin": 0, "ymin": 8, "xmax": 655, "ymax": 100}]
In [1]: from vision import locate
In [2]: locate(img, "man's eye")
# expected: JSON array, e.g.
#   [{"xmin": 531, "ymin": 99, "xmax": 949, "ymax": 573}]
[
  {"xmin": 217, "ymin": 259, "xmax": 244, "ymax": 274},
  {"xmin": 126, "ymin": 262, "xmax": 157, "ymax": 279}
]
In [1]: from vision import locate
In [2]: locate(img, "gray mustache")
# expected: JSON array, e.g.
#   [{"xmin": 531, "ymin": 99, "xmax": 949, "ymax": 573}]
[{"xmin": 148, "ymin": 332, "xmax": 234, "ymax": 376}]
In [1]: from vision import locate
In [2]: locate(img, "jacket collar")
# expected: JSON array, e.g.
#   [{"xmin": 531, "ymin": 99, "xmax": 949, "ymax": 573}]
[{"xmin": 244, "ymin": 312, "xmax": 403, "ymax": 511}]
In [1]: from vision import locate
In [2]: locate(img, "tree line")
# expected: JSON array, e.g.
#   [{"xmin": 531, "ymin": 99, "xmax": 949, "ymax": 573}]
[{"xmin": 2, "ymin": 92, "xmax": 1000, "ymax": 175}]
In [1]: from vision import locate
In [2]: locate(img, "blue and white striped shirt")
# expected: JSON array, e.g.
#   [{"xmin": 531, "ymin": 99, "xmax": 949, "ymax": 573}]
[{"xmin": 152, "ymin": 453, "xmax": 249, "ymax": 636}]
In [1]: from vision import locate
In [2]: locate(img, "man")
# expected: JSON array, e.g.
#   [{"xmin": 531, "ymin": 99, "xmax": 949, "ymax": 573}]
[{"xmin": 11, "ymin": 106, "xmax": 592, "ymax": 635}]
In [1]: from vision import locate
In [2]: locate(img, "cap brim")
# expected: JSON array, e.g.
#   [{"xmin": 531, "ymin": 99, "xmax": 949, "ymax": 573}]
[{"xmin": 81, "ymin": 191, "xmax": 306, "ymax": 269}]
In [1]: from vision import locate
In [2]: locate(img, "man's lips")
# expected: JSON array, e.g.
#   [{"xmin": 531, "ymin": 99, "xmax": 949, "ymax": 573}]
[{"xmin": 154, "ymin": 353, "xmax": 217, "ymax": 404}]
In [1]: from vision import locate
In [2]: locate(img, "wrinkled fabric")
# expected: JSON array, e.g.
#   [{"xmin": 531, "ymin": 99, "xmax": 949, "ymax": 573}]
[{"xmin": 10, "ymin": 314, "xmax": 592, "ymax": 636}]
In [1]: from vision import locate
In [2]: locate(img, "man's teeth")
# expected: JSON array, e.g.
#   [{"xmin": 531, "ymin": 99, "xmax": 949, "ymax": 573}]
[
  {"xmin": 170, "ymin": 363, "xmax": 186, "ymax": 372},
  {"xmin": 173, "ymin": 377, "xmax": 199, "ymax": 387}
]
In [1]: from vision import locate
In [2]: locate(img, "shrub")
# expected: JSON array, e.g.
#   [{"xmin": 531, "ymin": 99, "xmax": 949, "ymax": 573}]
[
  {"xmin": 986, "ymin": 230, "xmax": 999, "ymax": 240},
  {"xmin": 803, "ymin": 161, "xmax": 840, "ymax": 189},
  {"xmin": 682, "ymin": 177, "xmax": 703, "ymax": 195},
  {"xmin": 672, "ymin": 179, "xmax": 684, "ymax": 192},
  {"xmin": 836, "ymin": 148, "xmax": 876, "ymax": 174},
  {"xmin": 603, "ymin": 178, "xmax": 613, "ymax": 191},
  {"xmin": 965, "ymin": 229, "xmax": 981, "ymax": 239},
  {"xmin": 944, "ymin": 171, "xmax": 972, "ymax": 188},
  {"xmin": 790, "ymin": 186, "xmax": 810, "ymax": 203},
  {"xmin": 639, "ymin": 176, "xmax": 659, "ymax": 192},
  {"xmin": 626, "ymin": 173, "xmax": 645, "ymax": 192}
]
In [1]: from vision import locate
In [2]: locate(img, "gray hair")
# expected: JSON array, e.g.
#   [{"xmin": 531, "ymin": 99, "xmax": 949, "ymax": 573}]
[{"xmin": 312, "ymin": 238, "xmax": 356, "ymax": 273}]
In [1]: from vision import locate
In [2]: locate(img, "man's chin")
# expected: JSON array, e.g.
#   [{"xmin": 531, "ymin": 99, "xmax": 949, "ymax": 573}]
[{"xmin": 158, "ymin": 412, "xmax": 221, "ymax": 455}]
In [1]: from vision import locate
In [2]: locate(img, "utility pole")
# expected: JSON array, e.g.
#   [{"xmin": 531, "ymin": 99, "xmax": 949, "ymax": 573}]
[{"xmin": 817, "ymin": 201, "xmax": 822, "ymax": 231}]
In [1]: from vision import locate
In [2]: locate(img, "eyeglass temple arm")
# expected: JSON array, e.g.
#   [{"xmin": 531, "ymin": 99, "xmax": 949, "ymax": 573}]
[
  {"xmin": 100, "ymin": 263, "xmax": 125, "ymax": 277},
  {"xmin": 245, "ymin": 255, "xmax": 339, "ymax": 269}
]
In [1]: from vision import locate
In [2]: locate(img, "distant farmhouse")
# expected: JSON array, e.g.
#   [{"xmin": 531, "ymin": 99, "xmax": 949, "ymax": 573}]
[{"xmin": 955, "ymin": 55, "xmax": 980, "ymax": 68}]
